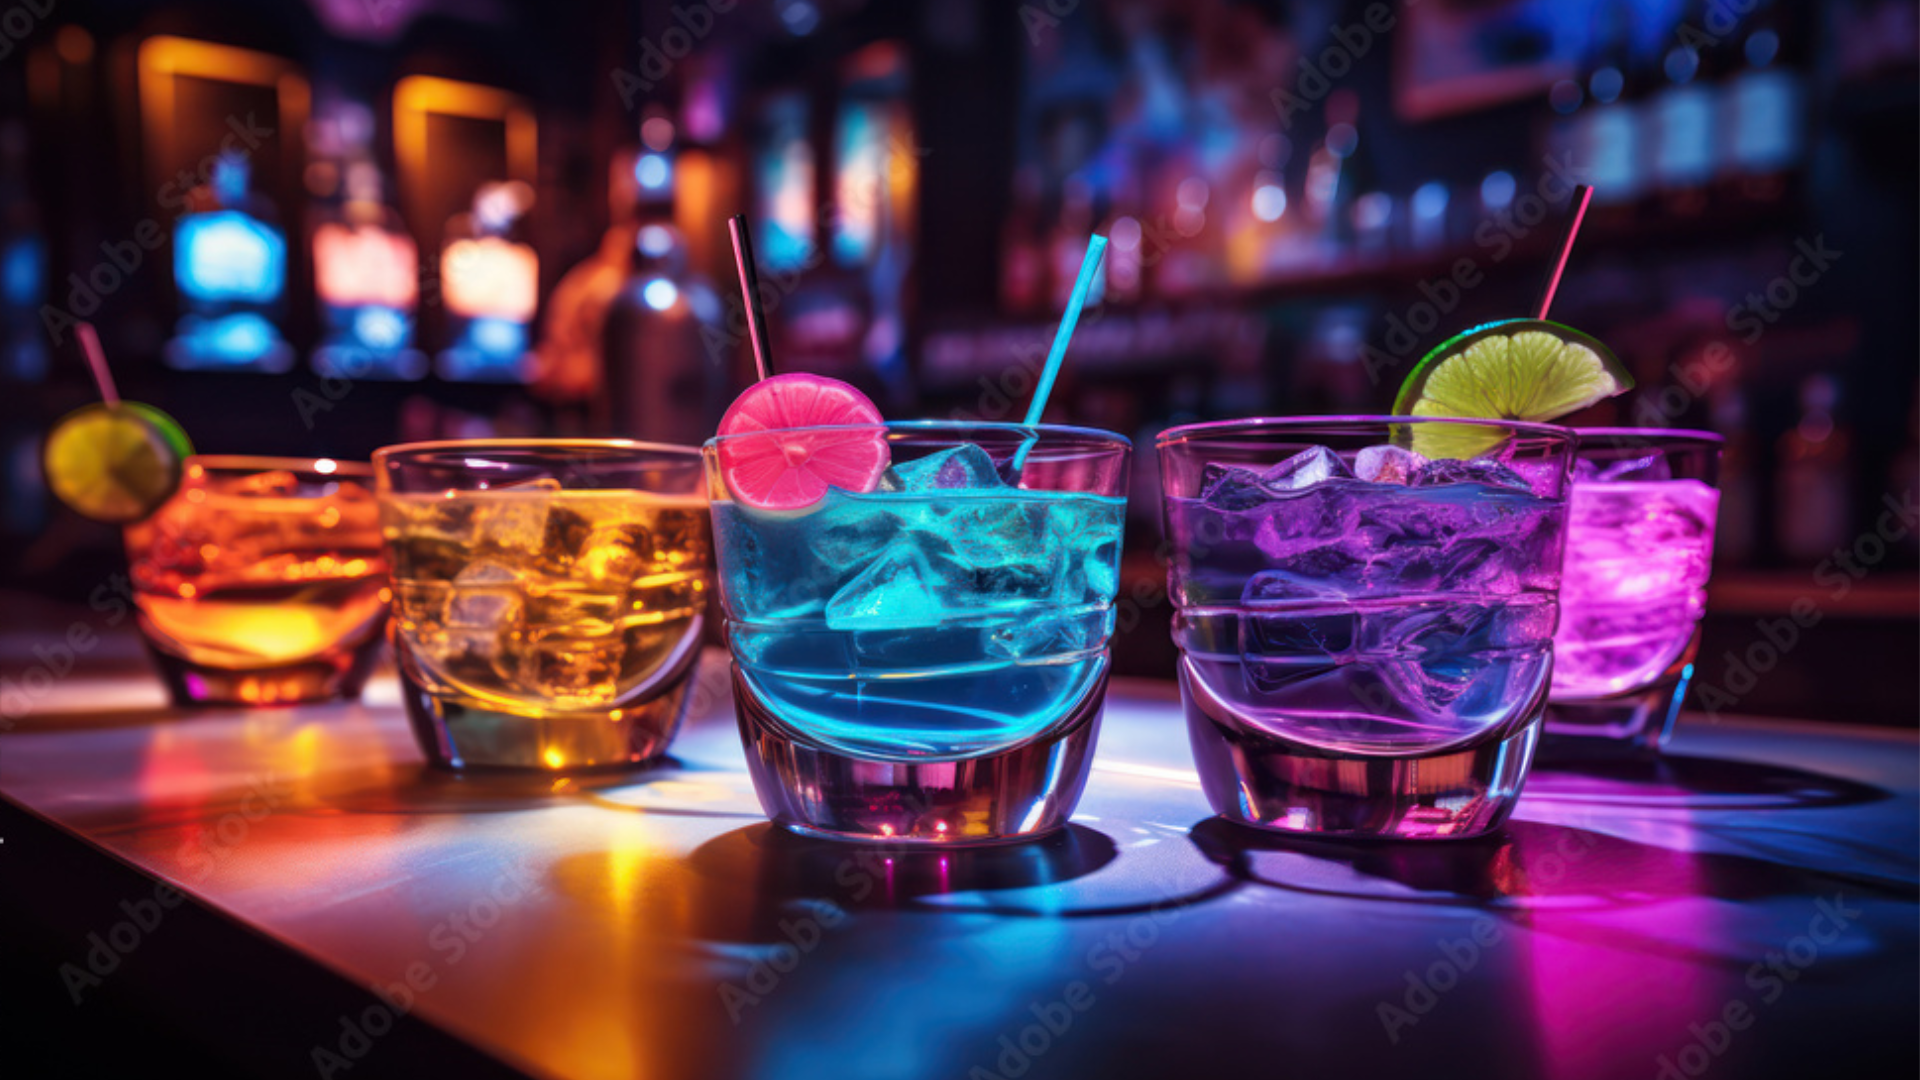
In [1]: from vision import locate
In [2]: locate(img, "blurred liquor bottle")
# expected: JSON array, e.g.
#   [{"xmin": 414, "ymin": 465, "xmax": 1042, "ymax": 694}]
[
  {"xmin": 601, "ymin": 219, "xmax": 728, "ymax": 447},
  {"xmin": 165, "ymin": 153, "xmax": 293, "ymax": 373},
  {"xmin": 999, "ymin": 166, "xmax": 1047, "ymax": 315},
  {"xmin": 1576, "ymin": 0, "xmax": 1644, "ymax": 226},
  {"xmin": 311, "ymin": 158, "xmax": 424, "ymax": 381},
  {"xmin": 1718, "ymin": 0, "xmax": 1805, "ymax": 204},
  {"xmin": 1302, "ymin": 90, "xmax": 1359, "ymax": 253},
  {"xmin": 1776, "ymin": 375, "xmax": 1853, "ymax": 562},
  {"xmin": 1650, "ymin": 0, "xmax": 1718, "ymax": 217},
  {"xmin": 537, "ymin": 145, "xmax": 648, "ymax": 408},
  {"xmin": 1100, "ymin": 171, "xmax": 1144, "ymax": 305},
  {"xmin": 1712, "ymin": 388, "xmax": 1757, "ymax": 565},
  {"xmin": 0, "ymin": 119, "xmax": 47, "ymax": 383},
  {"xmin": 435, "ymin": 181, "xmax": 538, "ymax": 383},
  {"xmin": 1049, "ymin": 175, "xmax": 1100, "ymax": 311},
  {"xmin": 1892, "ymin": 396, "xmax": 1920, "ymax": 559}
]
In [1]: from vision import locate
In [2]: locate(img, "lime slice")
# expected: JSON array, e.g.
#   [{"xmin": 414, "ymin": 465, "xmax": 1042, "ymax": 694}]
[
  {"xmin": 1392, "ymin": 319, "xmax": 1633, "ymax": 459},
  {"xmin": 43, "ymin": 402, "xmax": 194, "ymax": 523}
]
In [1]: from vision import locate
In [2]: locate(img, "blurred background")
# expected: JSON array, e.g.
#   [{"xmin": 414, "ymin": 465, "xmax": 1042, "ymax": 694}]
[{"xmin": 1, "ymin": 0, "xmax": 1914, "ymax": 723}]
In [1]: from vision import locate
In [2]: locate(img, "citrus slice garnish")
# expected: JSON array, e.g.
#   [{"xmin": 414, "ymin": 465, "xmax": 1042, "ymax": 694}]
[
  {"xmin": 43, "ymin": 402, "xmax": 194, "ymax": 523},
  {"xmin": 714, "ymin": 374, "xmax": 889, "ymax": 510},
  {"xmin": 1392, "ymin": 318, "xmax": 1633, "ymax": 459}
]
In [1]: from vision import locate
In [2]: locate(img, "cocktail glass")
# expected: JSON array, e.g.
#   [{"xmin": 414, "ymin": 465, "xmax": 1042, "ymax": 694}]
[
  {"xmin": 125, "ymin": 455, "xmax": 388, "ymax": 705},
  {"xmin": 1546, "ymin": 428, "xmax": 1723, "ymax": 748},
  {"xmin": 1158, "ymin": 417, "xmax": 1577, "ymax": 839},
  {"xmin": 374, "ymin": 440, "xmax": 711, "ymax": 770},
  {"xmin": 705, "ymin": 422, "xmax": 1130, "ymax": 844}
]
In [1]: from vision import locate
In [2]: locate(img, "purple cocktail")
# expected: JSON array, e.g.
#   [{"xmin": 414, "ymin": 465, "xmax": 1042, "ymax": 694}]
[
  {"xmin": 1159, "ymin": 418, "xmax": 1576, "ymax": 839},
  {"xmin": 1546, "ymin": 429, "xmax": 1723, "ymax": 747}
]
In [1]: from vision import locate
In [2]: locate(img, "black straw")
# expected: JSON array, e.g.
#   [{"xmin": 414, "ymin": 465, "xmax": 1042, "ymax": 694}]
[{"xmin": 727, "ymin": 214, "xmax": 775, "ymax": 381}]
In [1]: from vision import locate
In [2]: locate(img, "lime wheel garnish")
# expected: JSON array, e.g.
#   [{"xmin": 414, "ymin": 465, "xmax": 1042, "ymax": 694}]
[
  {"xmin": 43, "ymin": 402, "xmax": 194, "ymax": 523},
  {"xmin": 714, "ymin": 374, "xmax": 889, "ymax": 510},
  {"xmin": 1392, "ymin": 318, "xmax": 1633, "ymax": 458}
]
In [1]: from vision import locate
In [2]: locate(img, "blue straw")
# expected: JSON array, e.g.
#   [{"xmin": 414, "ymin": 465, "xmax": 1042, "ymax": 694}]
[{"xmin": 1023, "ymin": 235, "xmax": 1107, "ymax": 427}]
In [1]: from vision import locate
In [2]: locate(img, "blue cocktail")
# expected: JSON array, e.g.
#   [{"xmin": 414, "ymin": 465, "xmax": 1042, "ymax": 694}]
[{"xmin": 706, "ymin": 421, "xmax": 1129, "ymax": 844}]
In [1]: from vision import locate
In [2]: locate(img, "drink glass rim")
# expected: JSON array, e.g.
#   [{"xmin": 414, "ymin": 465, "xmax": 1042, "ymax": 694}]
[
  {"xmin": 1571, "ymin": 426, "xmax": 1725, "ymax": 448},
  {"xmin": 373, "ymin": 437, "xmax": 705, "ymax": 467},
  {"xmin": 703, "ymin": 419, "xmax": 1132, "ymax": 451},
  {"xmin": 1156, "ymin": 415, "xmax": 1574, "ymax": 447},
  {"xmin": 186, "ymin": 454, "xmax": 373, "ymax": 479}
]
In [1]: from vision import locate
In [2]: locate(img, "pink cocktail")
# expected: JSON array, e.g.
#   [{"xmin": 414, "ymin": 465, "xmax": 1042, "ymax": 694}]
[{"xmin": 1546, "ymin": 430, "xmax": 1723, "ymax": 747}]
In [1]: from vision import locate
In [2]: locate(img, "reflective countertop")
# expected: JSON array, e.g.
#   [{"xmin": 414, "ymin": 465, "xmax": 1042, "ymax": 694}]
[{"xmin": 3, "ymin": 651, "xmax": 1915, "ymax": 1080}]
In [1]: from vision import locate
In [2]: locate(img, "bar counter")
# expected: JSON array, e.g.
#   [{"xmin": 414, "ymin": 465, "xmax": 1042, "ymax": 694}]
[{"xmin": 3, "ymin": 625, "xmax": 1915, "ymax": 1080}]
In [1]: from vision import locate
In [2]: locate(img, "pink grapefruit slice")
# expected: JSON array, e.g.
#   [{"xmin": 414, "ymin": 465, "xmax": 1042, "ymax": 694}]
[{"xmin": 715, "ymin": 373, "xmax": 889, "ymax": 510}]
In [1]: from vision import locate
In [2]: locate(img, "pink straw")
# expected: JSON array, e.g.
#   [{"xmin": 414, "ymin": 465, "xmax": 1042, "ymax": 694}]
[
  {"xmin": 76, "ymin": 322, "xmax": 119, "ymax": 406},
  {"xmin": 1534, "ymin": 184, "xmax": 1593, "ymax": 321}
]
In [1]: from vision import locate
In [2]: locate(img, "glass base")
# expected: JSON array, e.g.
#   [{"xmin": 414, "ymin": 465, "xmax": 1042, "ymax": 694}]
[
  {"xmin": 1180, "ymin": 660, "xmax": 1542, "ymax": 840},
  {"xmin": 1544, "ymin": 664, "xmax": 1692, "ymax": 751},
  {"xmin": 397, "ymin": 644, "xmax": 699, "ymax": 771},
  {"xmin": 732, "ymin": 662, "xmax": 1106, "ymax": 846},
  {"xmin": 143, "ymin": 633, "xmax": 383, "ymax": 707}
]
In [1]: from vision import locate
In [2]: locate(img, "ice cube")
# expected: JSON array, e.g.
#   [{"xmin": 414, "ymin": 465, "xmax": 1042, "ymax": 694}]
[
  {"xmin": 514, "ymin": 631, "xmax": 621, "ymax": 704},
  {"xmin": 1238, "ymin": 605, "xmax": 1356, "ymax": 693},
  {"xmin": 475, "ymin": 482, "xmax": 559, "ymax": 556},
  {"xmin": 1409, "ymin": 458, "xmax": 1532, "ymax": 492},
  {"xmin": 1362, "ymin": 602, "xmax": 1532, "ymax": 722},
  {"xmin": 1200, "ymin": 464, "xmax": 1275, "ymax": 510},
  {"xmin": 825, "ymin": 546, "xmax": 944, "ymax": 631},
  {"xmin": 1242, "ymin": 569, "xmax": 1351, "ymax": 605},
  {"xmin": 1278, "ymin": 543, "xmax": 1372, "ymax": 590},
  {"xmin": 446, "ymin": 562, "xmax": 521, "ymax": 624},
  {"xmin": 536, "ymin": 502, "xmax": 596, "ymax": 573},
  {"xmin": 227, "ymin": 470, "xmax": 302, "ymax": 496},
  {"xmin": 443, "ymin": 561, "xmax": 524, "ymax": 663},
  {"xmin": 1355, "ymin": 445, "xmax": 1425, "ymax": 485},
  {"xmin": 940, "ymin": 497, "xmax": 1057, "ymax": 592},
  {"xmin": 1595, "ymin": 451, "xmax": 1673, "ymax": 483},
  {"xmin": 1260, "ymin": 446, "xmax": 1354, "ymax": 491},
  {"xmin": 891, "ymin": 444, "xmax": 1004, "ymax": 491},
  {"xmin": 813, "ymin": 506, "xmax": 897, "ymax": 566},
  {"xmin": 983, "ymin": 611, "xmax": 1103, "ymax": 662},
  {"xmin": 575, "ymin": 523, "xmax": 651, "ymax": 585},
  {"xmin": 1249, "ymin": 483, "xmax": 1364, "ymax": 562}
]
